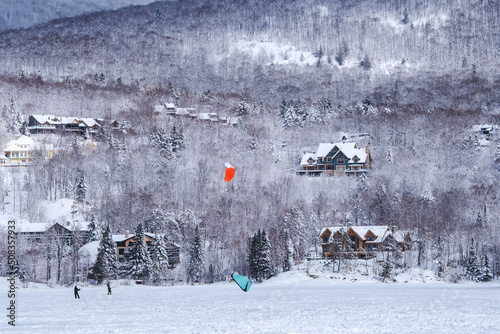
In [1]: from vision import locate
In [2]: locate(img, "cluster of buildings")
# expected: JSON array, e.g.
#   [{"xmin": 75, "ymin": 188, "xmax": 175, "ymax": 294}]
[
  {"xmin": 15, "ymin": 220, "xmax": 180, "ymax": 268},
  {"xmin": 153, "ymin": 103, "xmax": 238, "ymax": 126}
]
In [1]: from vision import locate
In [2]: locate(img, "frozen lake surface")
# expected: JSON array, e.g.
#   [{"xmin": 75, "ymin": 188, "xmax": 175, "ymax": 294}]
[{"xmin": 2, "ymin": 272, "xmax": 500, "ymax": 333}]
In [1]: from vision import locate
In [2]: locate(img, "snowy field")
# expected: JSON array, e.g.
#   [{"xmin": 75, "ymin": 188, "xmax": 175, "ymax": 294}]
[{"xmin": 2, "ymin": 271, "xmax": 500, "ymax": 334}]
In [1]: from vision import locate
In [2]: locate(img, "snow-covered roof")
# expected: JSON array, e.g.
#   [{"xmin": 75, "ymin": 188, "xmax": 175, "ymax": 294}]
[
  {"xmin": 79, "ymin": 240, "xmax": 99, "ymax": 263},
  {"xmin": 175, "ymin": 108, "xmax": 191, "ymax": 116},
  {"xmin": 321, "ymin": 226, "xmax": 404, "ymax": 243},
  {"xmin": 472, "ymin": 124, "xmax": 493, "ymax": 132},
  {"xmin": 112, "ymin": 232, "xmax": 161, "ymax": 243},
  {"xmin": 5, "ymin": 135, "xmax": 34, "ymax": 151},
  {"xmin": 165, "ymin": 103, "xmax": 176, "ymax": 109},
  {"xmin": 198, "ymin": 113, "xmax": 211, "ymax": 120},
  {"xmin": 300, "ymin": 152, "xmax": 317, "ymax": 166},
  {"xmin": 30, "ymin": 115, "xmax": 100, "ymax": 127},
  {"xmin": 316, "ymin": 142, "xmax": 368, "ymax": 163}
]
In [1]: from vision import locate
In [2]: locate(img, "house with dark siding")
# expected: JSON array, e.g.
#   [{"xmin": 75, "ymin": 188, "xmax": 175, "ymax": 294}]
[{"xmin": 298, "ymin": 141, "xmax": 372, "ymax": 175}]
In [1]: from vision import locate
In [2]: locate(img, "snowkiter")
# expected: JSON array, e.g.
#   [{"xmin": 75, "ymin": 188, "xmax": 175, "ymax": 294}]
[
  {"xmin": 74, "ymin": 286, "xmax": 80, "ymax": 299},
  {"xmin": 107, "ymin": 282, "xmax": 112, "ymax": 295}
]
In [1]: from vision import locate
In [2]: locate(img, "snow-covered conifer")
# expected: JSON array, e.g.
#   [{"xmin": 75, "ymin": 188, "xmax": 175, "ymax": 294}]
[
  {"xmin": 433, "ymin": 236, "xmax": 446, "ymax": 278},
  {"xmin": 283, "ymin": 207, "xmax": 307, "ymax": 261},
  {"xmin": 127, "ymin": 222, "xmax": 152, "ymax": 281},
  {"xmin": 479, "ymin": 254, "xmax": 493, "ymax": 282},
  {"xmin": 150, "ymin": 234, "xmax": 170, "ymax": 285},
  {"xmin": 466, "ymin": 238, "xmax": 481, "ymax": 281},
  {"xmin": 92, "ymin": 225, "xmax": 118, "ymax": 284},
  {"xmin": 187, "ymin": 225, "xmax": 204, "ymax": 284},
  {"xmin": 88, "ymin": 216, "xmax": 102, "ymax": 242},
  {"xmin": 281, "ymin": 230, "xmax": 294, "ymax": 272},
  {"xmin": 260, "ymin": 230, "xmax": 273, "ymax": 280},
  {"xmin": 75, "ymin": 175, "xmax": 86, "ymax": 203}
]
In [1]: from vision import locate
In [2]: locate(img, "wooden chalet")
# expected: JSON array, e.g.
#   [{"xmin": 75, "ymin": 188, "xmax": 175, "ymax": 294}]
[
  {"xmin": 113, "ymin": 233, "xmax": 180, "ymax": 268},
  {"xmin": 320, "ymin": 226, "xmax": 411, "ymax": 259},
  {"xmin": 298, "ymin": 141, "xmax": 372, "ymax": 176}
]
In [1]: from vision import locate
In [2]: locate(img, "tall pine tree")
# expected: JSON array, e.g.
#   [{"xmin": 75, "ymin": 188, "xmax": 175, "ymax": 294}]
[
  {"xmin": 92, "ymin": 225, "xmax": 118, "ymax": 284},
  {"xmin": 248, "ymin": 229, "xmax": 273, "ymax": 282},
  {"xmin": 127, "ymin": 222, "xmax": 152, "ymax": 281},
  {"xmin": 187, "ymin": 225, "xmax": 204, "ymax": 284},
  {"xmin": 466, "ymin": 238, "xmax": 481, "ymax": 281},
  {"xmin": 150, "ymin": 233, "xmax": 170, "ymax": 285}
]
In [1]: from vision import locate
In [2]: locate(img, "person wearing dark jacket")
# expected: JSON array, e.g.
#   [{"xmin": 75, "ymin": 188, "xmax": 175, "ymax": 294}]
[
  {"xmin": 107, "ymin": 282, "xmax": 112, "ymax": 295},
  {"xmin": 74, "ymin": 286, "xmax": 80, "ymax": 299}
]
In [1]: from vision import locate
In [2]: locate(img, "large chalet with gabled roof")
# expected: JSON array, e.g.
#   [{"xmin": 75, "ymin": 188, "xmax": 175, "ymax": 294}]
[
  {"xmin": 320, "ymin": 226, "xmax": 411, "ymax": 259},
  {"xmin": 298, "ymin": 141, "xmax": 372, "ymax": 176}
]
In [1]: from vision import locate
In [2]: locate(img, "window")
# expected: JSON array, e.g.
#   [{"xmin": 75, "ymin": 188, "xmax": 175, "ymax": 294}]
[
  {"xmin": 367, "ymin": 236, "xmax": 374, "ymax": 241},
  {"xmin": 118, "ymin": 248, "xmax": 125, "ymax": 255},
  {"xmin": 337, "ymin": 158, "xmax": 345, "ymax": 164},
  {"xmin": 327, "ymin": 157, "xmax": 332, "ymax": 162},
  {"xmin": 323, "ymin": 237, "xmax": 329, "ymax": 244}
]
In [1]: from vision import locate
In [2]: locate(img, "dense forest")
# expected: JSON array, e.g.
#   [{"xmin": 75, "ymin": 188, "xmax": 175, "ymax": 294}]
[{"xmin": 0, "ymin": 0, "xmax": 499, "ymax": 284}]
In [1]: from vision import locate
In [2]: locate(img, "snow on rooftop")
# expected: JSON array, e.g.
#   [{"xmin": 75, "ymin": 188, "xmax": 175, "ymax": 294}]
[
  {"xmin": 44, "ymin": 198, "xmax": 82, "ymax": 222},
  {"xmin": 79, "ymin": 240, "xmax": 99, "ymax": 263},
  {"xmin": 316, "ymin": 142, "xmax": 368, "ymax": 163},
  {"xmin": 300, "ymin": 152, "xmax": 317, "ymax": 166},
  {"xmin": 322, "ymin": 226, "xmax": 400, "ymax": 243}
]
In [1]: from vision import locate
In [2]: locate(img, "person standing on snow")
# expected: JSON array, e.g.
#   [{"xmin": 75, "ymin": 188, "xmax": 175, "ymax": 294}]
[
  {"xmin": 74, "ymin": 285, "xmax": 80, "ymax": 299},
  {"xmin": 107, "ymin": 282, "xmax": 112, "ymax": 295}
]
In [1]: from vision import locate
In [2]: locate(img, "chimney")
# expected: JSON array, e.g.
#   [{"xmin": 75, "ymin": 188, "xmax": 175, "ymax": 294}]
[{"xmin": 125, "ymin": 230, "xmax": 129, "ymax": 238}]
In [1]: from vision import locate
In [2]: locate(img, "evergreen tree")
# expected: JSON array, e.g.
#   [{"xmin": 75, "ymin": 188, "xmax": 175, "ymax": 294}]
[
  {"xmin": 92, "ymin": 225, "xmax": 118, "ymax": 284},
  {"xmin": 150, "ymin": 233, "xmax": 170, "ymax": 285},
  {"xmin": 7, "ymin": 97, "xmax": 23, "ymax": 134},
  {"xmin": 281, "ymin": 230, "xmax": 294, "ymax": 272},
  {"xmin": 433, "ymin": 236, "xmax": 446, "ymax": 278},
  {"xmin": 75, "ymin": 175, "xmax": 86, "ymax": 203},
  {"xmin": 283, "ymin": 207, "xmax": 307, "ymax": 261},
  {"xmin": 248, "ymin": 230, "xmax": 260, "ymax": 280},
  {"xmin": 260, "ymin": 230, "xmax": 273, "ymax": 280},
  {"xmin": 169, "ymin": 126, "xmax": 184, "ymax": 153},
  {"xmin": 381, "ymin": 260, "xmax": 393, "ymax": 282},
  {"xmin": 187, "ymin": 225, "xmax": 204, "ymax": 284},
  {"xmin": 236, "ymin": 101, "xmax": 250, "ymax": 117},
  {"xmin": 128, "ymin": 222, "xmax": 152, "ymax": 281},
  {"xmin": 465, "ymin": 238, "xmax": 481, "ymax": 281},
  {"xmin": 88, "ymin": 215, "xmax": 102, "ymax": 242},
  {"xmin": 248, "ymin": 229, "xmax": 273, "ymax": 282},
  {"xmin": 479, "ymin": 254, "xmax": 493, "ymax": 282},
  {"xmin": 150, "ymin": 130, "xmax": 173, "ymax": 159}
]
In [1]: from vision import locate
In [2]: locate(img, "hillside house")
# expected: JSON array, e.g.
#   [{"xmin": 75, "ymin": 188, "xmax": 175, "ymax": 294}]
[
  {"xmin": 3, "ymin": 135, "xmax": 60, "ymax": 165},
  {"xmin": 28, "ymin": 115, "xmax": 102, "ymax": 136},
  {"xmin": 15, "ymin": 221, "xmax": 91, "ymax": 244},
  {"xmin": 114, "ymin": 233, "xmax": 180, "ymax": 268},
  {"xmin": 298, "ymin": 141, "xmax": 372, "ymax": 176},
  {"xmin": 320, "ymin": 226, "xmax": 411, "ymax": 259}
]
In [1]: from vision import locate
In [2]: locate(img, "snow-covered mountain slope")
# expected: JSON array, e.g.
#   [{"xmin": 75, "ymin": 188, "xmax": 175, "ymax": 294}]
[{"xmin": 0, "ymin": 0, "xmax": 161, "ymax": 31}]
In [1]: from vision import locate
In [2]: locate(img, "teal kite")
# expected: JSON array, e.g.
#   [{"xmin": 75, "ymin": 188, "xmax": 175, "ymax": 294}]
[{"xmin": 231, "ymin": 273, "xmax": 252, "ymax": 292}]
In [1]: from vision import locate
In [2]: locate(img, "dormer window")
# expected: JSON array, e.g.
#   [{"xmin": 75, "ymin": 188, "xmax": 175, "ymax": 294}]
[{"xmin": 307, "ymin": 158, "xmax": 314, "ymax": 165}]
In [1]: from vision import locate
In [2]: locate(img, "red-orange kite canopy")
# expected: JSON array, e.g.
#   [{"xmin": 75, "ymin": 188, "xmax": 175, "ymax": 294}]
[{"xmin": 224, "ymin": 162, "xmax": 235, "ymax": 182}]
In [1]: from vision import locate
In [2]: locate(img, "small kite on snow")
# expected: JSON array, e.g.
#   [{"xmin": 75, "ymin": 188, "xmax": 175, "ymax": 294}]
[
  {"xmin": 224, "ymin": 162, "xmax": 235, "ymax": 182},
  {"xmin": 231, "ymin": 273, "xmax": 252, "ymax": 292}
]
